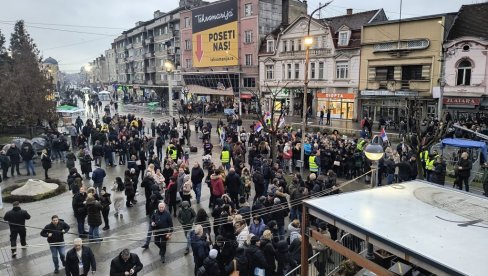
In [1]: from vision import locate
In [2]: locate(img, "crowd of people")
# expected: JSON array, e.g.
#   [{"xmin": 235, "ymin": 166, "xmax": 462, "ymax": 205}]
[{"xmin": 1, "ymin": 107, "xmax": 483, "ymax": 275}]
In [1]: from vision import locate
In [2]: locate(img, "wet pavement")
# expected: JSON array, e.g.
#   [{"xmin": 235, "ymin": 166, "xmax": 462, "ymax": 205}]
[{"xmin": 0, "ymin": 104, "xmax": 370, "ymax": 276}]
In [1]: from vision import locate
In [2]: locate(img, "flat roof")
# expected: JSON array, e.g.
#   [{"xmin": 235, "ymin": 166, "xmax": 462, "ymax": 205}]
[{"xmin": 305, "ymin": 181, "xmax": 488, "ymax": 276}]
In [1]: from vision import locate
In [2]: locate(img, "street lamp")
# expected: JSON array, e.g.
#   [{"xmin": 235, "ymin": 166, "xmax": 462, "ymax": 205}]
[
  {"xmin": 299, "ymin": 1, "xmax": 331, "ymax": 177},
  {"xmin": 437, "ymin": 20, "xmax": 447, "ymax": 120},
  {"xmin": 364, "ymin": 135, "xmax": 384, "ymax": 260},
  {"xmin": 164, "ymin": 60, "xmax": 175, "ymax": 116}
]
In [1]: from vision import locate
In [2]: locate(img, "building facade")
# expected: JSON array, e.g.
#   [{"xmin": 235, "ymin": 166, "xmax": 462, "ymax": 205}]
[
  {"xmin": 441, "ymin": 3, "xmax": 488, "ymax": 119},
  {"xmin": 42, "ymin": 57, "xmax": 63, "ymax": 92},
  {"xmin": 358, "ymin": 13, "xmax": 456, "ymax": 123},
  {"xmin": 179, "ymin": 0, "xmax": 306, "ymax": 112},
  {"xmin": 259, "ymin": 9, "xmax": 386, "ymax": 119}
]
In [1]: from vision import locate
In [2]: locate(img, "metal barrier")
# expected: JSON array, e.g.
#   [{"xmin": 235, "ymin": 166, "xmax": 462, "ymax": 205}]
[{"xmin": 284, "ymin": 233, "xmax": 366, "ymax": 276}]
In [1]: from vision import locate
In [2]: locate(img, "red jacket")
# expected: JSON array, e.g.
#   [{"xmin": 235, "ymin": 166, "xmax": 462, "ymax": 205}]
[{"xmin": 211, "ymin": 175, "xmax": 225, "ymax": 196}]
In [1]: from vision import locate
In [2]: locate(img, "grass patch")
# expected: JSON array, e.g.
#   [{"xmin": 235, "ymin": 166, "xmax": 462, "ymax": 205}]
[{"xmin": 1, "ymin": 178, "xmax": 68, "ymax": 203}]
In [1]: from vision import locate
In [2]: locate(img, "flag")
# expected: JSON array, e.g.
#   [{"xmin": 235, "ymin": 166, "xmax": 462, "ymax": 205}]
[
  {"xmin": 380, "ymin": 128, "xmax": 388, "ymax": 141},
  {"xmin": 279, "ymin": 117, "xmax": 285, "ymax": 128},
  {"xmin": 254, "ymin": 121, "xmax": 263, "ymax": 132},
  {"xmin": 263, "ymin": 111, "xmax": 271, "ymax": 121}
]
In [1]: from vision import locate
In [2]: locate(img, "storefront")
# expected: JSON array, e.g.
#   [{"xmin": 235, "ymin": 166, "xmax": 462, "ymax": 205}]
[
  {"xmin": 443, "ymin": 97, "xmax": 482, "ymax": 120},
  {"xmin": 316, "ymin": 92, "xmax": 355, "ymax": 120}
]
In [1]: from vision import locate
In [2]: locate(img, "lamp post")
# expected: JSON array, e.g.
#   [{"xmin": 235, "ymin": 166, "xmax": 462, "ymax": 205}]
[
  {"xmin": 164, "ymin": 60, "xmax": 175, "ymax": 116},
  {"xmin": 437, "ymin": 20, "xmax": 447, "ymax": 120},
  {"xmin": 299, "ymin": 2, "xmax": 331, "ymax": 177},
  {"xmin": 364, "ymin": 135, "xmax": 384, "ymax": 259}
]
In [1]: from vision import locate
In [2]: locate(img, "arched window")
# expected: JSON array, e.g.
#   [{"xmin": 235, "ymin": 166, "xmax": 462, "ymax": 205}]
[{"xmin": 457, "ymin": 60, "xmax": 472, "ymax": 86}]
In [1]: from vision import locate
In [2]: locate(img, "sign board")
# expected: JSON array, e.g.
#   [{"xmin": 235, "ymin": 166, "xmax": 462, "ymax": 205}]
[
  {"xmin": 192, "ymin": 0, "xmax": 238, "ymax": 67},
  {"xmin": 360, "ymin": 90, "xmax": 418, "ymax": 97},
  {"xmin": 443, "ymin": 97, "xmax": 480, "ymax": 106},
  {"xmin": 317, "ymin": 93, "xmax": 355, "ymax": 99}
]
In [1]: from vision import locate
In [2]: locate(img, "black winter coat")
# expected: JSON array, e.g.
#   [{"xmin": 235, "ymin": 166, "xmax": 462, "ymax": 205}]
[
  {"xmin": 40, "ymin": 220, "xmax": 70, "ymax": 244},
  {"xmin": 4, "ymin": 206, "xmax": 30, "ymax": 230},
  {"xmin": 200, "ymin": 257, "xmax": 221, "ymax": 275},
  {"xmin": 86, "ymin": 199, "xmax": 103, "ymax": 226},
  {"xmin": 246, "ymin": 244, "xmax": 267, "ymax": 273},
  {"xmin": 65, "ymin": 246, "xmax": 96, "ymax": 276},
  {"xmin": 6, "ymin": 147, "xmax": 21, "ymax": 163},
  {"xmin": 225, "ymin": 171, "xmax": 241, "ymax": 194},
  {"xmin": 110, "ymin": 253, "xmax": 143, "ymax": 276},
  {"xmin": 72, "ymin": 192, "xmax": 87, "ymax": 218}
]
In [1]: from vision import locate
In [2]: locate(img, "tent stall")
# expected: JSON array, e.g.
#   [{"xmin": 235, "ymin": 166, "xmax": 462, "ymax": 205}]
[
  {"xmin": 302, "ymin": 181, "xmax": 488, "ymax": 276},
  {"xmin": 56, "ymin": 105, "xmax": 84, "ymax": 128}
]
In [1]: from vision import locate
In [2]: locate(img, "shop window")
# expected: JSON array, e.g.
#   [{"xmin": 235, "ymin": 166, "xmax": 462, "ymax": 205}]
[
  {"xmin": 266, "ymin": 65, "xmax": 274, "ymax": 80},
  {"xmin": 336, "ymin": 61, "xmax": 349, "ymax": 79},
  {"xmin": 457, "ymin": 60, "xmax": 472, "ymax": 86},
  {"xmin": 318, "ymin": 62, "xmax": 324, "ymax": 79},
  {"xmin": 375, "ymin": 66, "xmax": 394, "ymax": 81},
  {"xmin": 401, "ymin": 65, "xmax": 422, "ymax": 80},
  {"xmin": 294, "ymin": 64, "xmax": 300, "ymax": 79},
  {"xmin": 243, "ymin": 77, "xmax": 256, "ymax": 87}
]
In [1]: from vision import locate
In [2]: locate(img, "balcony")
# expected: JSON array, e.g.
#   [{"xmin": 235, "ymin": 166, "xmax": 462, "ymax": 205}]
[
  {"xmin": 126, "ymin": 43, "xmax": 133, "ymax": 49},
  {"xmin": 146, "ymin": 66, "xmax": 156, "ymax": 73},
  {"xmin": 279, "ymin": 48, "xmax": 332, "ymax": 58},
  {"xmin": 367, "ymin": 79, "xmax": 430, "ymax": 92},
  {"xmin": 145, "ymin": 37, "xmax": 154, "ymax": 44},
  {"xmin": 146, "ymin": 80, "xmax": 154, "ymax": 85},
  {"xmin": 144, "ymin": 52, "xmax": 154, "ymax": 59}
]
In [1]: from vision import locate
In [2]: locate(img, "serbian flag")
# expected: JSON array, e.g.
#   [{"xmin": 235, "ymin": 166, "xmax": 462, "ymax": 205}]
[
  {"xmin": 263, "ymin": 112, "xmax": 271, "ymax": 121},
  {"xmin": 380, "ymin": 128, "xmax": 388, "ymax": 141},
  {"xmin": 255, "ymin": 121, "xmax": 263, "ymax": 132}
]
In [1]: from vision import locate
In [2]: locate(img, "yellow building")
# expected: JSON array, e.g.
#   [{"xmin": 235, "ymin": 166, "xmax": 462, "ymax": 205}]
[{"xmin": 358, "ymin": 14, "xmax": 456, "ymax": 123}]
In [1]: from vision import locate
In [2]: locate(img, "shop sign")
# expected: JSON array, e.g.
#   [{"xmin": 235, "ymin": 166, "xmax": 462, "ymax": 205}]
[
  {"xmin": 360, "ymin": 90, "xmax": 418, "ymax": 96},
  {"xmin": 443, "ymin": 97, "xmax": 480, "ymax": 106},
  {"xmin": 317, "ymin": 93, "xmax": 355, "ymax": 99}
]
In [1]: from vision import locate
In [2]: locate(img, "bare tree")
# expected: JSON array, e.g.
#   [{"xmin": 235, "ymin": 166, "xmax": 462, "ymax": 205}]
[
  {"xmin": 404, "ymin": 98, "xmax": 450, "ymax": 179},
  {"xmin": 177, "ymin": 88, "xmax": 198, "ymax": 147},
  {"xmin": 248, "ymin": 82, "xmax": 290, "ymax": 163}
]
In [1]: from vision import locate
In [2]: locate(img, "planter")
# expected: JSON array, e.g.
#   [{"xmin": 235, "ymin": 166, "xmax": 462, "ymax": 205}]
[{"xmin": 2, "ymin": 178, "xmax": 68, "ymax": 203}]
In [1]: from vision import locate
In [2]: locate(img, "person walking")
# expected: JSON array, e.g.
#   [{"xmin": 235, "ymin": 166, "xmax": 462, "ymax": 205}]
[
  {"xmin": 4, "ymin": 201, "xmax": 30, "ymax": 258},
  {"xmin": 151, "ymin": 202, "xmax": 173, "ymax": 263},
  {"xmin": 111, "ymin": 177, "xmax": 125, "ymax": 218},
  {"xmin": 7, "ymin": 144, "xmax": 22, "ymax": 177},
  {"xmin": 456, "ymin": 152, "xmax": 472, "ymax": 192},
  {"xmin": 72, "ymin": 186, "xmax": 88, "ymax": 238},
  {"xmin": 40, "ymin": 215, "xmax": 71, "ymax": 274},
  {"xmin": 189, "ymin": 225, "xmax": 210, "ymax": 276},
  {"xmin": 91, "ymin": 164, "xmax": 106, "ymax": 195},
  {"xmin": 41, "ymin": 149, "xmax": 52, "ymax": 180},
  {"xmin": 65, "ymin": 238, "xmax": 96, "ymax": 276},
  {"xmin": 0, "ymin": 150, "xmax": 11, "ymax": 180},
  {"xmin": 177, "ymin": 201, "xmax": 196, "ymax": 255},
  {"xmin": 66, "ymin": 150, "xmax": 77, "ymax": 174},
  {"xmin": 110, "ymin": 249, "xmax": 143, "ymax": 276},
  {"xmin": 86, "ymin": 193, "xmax": 103, "ymax": 242},
  {"xmin": 100, "ymin": 187, "xmax": 112, "ymax": 230},
  {"xmin": 191, "ymin": 162, "xmax": 205, "ymax": 204},
  {"xmin": 20, "ymin": 141, "xmax": 36, "ymax": 176}
]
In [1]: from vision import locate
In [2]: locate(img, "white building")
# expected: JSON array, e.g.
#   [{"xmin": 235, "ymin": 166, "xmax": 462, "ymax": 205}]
[{"xmin": 258, "ymin": 9, "xmax": 386, "ymax": 120}]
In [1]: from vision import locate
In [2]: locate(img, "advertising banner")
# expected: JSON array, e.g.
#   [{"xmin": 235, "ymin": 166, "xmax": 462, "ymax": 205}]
[{"xmin": 192, "ymin": 0, "xmax": 238, "ymax": 67}]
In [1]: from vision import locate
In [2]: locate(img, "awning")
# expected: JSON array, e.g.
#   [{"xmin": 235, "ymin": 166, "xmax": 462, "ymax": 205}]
[{"xmin": 240, "ymin": 93, "xmax": 253, "ymax": 99}]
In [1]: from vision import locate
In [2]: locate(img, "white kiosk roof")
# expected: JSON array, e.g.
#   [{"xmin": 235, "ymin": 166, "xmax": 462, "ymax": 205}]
[{"xmin": 305, "ymin": 181, "xmax": 488, "ymax": 276}]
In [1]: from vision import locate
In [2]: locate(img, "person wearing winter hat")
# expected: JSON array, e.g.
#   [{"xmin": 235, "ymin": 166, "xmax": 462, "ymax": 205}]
[
  {"xmin": 198, "ymin": 249, "xmax": 221, "ymax": 275},
  {"xmin": 181, "ymin": 174, "xmax": 193, "ymax": 205}
]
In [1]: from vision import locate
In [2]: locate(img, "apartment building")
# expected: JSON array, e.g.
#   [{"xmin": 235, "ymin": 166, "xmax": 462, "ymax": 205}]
[
  {"xmin": 259, "ymin": 8, "xmax": 387, "ymax": 119},
  {"xmin": 358, "ymin": 13, "xmax": 456, "ymax": 122}
]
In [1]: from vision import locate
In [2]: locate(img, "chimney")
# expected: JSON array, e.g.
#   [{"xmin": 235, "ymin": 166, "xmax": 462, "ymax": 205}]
[{"xmin": 346, "ymin": 8, "xmax": 353, "ymax": 15}]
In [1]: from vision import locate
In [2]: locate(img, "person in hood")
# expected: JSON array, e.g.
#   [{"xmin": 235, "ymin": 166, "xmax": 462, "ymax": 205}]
[
  {"xmin": 198, "ymin": 249, "xmax": 221, "ymax": 276},
  {"xmin": 178, "ymin": 201, "xmax": 196, "ymax": 255},
  {"xmin": 246, "ymin": 235, "xmax": 267, "ymax": 275},
  {"xmin": 40, "ymin": 215, "xmax": 71, "ymax": 274},
  {"xmin": 276, "ymin": 239, "xmax": 296, "ymax": 275},
  {"xmin": 4, "ymin": 201, "xmax": 30, "ymax": 258},
  {"xmin": 110, "ymin": 249, "xmax": 143, "ymax": 276},
  {"xmin": 225, "ymin": 246, "xmax": 249, "ymax": 275}
]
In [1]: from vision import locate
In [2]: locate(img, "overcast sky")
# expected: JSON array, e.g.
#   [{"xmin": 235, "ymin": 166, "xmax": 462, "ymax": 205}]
[{"xmin": 0, "ymin": 0, "xmax": 480, "ymax": 73}]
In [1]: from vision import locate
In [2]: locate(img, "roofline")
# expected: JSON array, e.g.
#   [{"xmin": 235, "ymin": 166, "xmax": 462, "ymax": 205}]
[
  {"xmin": 368, "ymin": 8, "xmax": 384, "ymax": 24},
  {"xmin": 120, "ymin": 6, "xmax": 184, "ymax": 35},
  {"xmin": 365, "ymin": 12, "xmax": 458, "ymax": 27}
]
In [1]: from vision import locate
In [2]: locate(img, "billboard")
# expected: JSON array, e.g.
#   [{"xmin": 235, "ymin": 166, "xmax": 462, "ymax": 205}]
[{"xmin": 192, "ymin": 0, "xmax": 238, "ymax": 67}]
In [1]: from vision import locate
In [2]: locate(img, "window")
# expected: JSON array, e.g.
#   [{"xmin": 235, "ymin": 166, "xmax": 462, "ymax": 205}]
[
  {"xmin": 283, "ymin": 40, "xmax": 287, "ymax": 52},
  {"xmin": 266, "ymin": 65, "xmax": 274, "ymax": 80},
  {"xmin": 297, "ymin": 39, "xmax": 302, "ymax": 51},
  {"xmin": 375, "ymin": 66, "xmax": 394, "ymax": 81},
  {"xmin": 457, "ymin": 60, "xmax": 472, "ymax": 86},
  {"xmin": 311, "ymin": 63, "xmax": 316, "ymax": 79},
  {"xmin": 402, "ymin": 65, "xmax": 422, "ymax": 80},
  {"xmin": 294, "ymin": 64, "xmax": 299, "ymax": 79},
  {"xmin": 184, "ymin": 17, "xmax": 191, "ymax": 28},
  {"xmin": 287, "ymin": 64, "xmax": 292, "ymax": 79},
  {"xmin": 318, "ymin": 62, "xmax": 324, "ymax": 79},
  {"xmin": 336, "ymin": 61, "xmax": 349, "ymax": 79},
  {"xmin": 244, "ymin": 3, "xmax": 252, "ymax": 16},
  {"xmin": 338, "ymin": 31, "xmax": 349, "ymax": 46},
  {"xmin": 245, "ymin": 54, "xmax": 253, "ymax": 66},
  {"xmin": 291, "ymin": 40, "xmax": 295, "ymax": 52},
  {"xmin": 266, "ymin": 40, "xmax": 275, "ymax": 52},
  {"xmin": 245, "ymin": 31, "xmax": 253, "ymax": 44},
  {"xmin": 185, "ymin": 59, "xmax": 192, "ymax": 68},
  {"xmin": 185, "ymin": 39, "xmax": 191, "ymax": 50},
  {"xmin": 243, "ymin": 77, "xmax": 256, "ymax": 87}
]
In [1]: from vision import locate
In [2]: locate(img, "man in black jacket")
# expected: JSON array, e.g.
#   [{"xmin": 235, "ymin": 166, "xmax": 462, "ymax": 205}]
[
  {"xmin": 20, "ymin": 142, "xmax": 36, "ymax": 176},
  {"xmin": 151, "ymin": 202, "xmax": 173, "ymax": 263},
  {"xmin": 72, "ymin": 187, "xmax": 88, "ymax": 238},
  {"xmin": 224, "ymin": 167, "xmax": 241, "ymax": 208},
  {"xmin": 65, "ymin": 238, "xmax": 96, "ymax": 276},
  {"xmin": 191, "ymin": 162, "xmax": 205, "ymax": 204},
  {"xmin": 110, "ymin": 249, "xmax": 143, "ymax": 276},
  {"xmin": 40, "ymin": 215, "xmax": 71, "ymax": 274},
  {"xmin": 6, "ymin": 144, "xmax": 22, "ymax": 176},
  {"xmin": 4, "ymin": 201, "xmax": 30, "ymax": 258}
]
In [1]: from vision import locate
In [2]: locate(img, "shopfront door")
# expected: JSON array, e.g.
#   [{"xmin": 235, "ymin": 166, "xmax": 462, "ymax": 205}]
[{"xmin": 341, "ymin": 102, "xmax": 354, "ymax": 119}]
